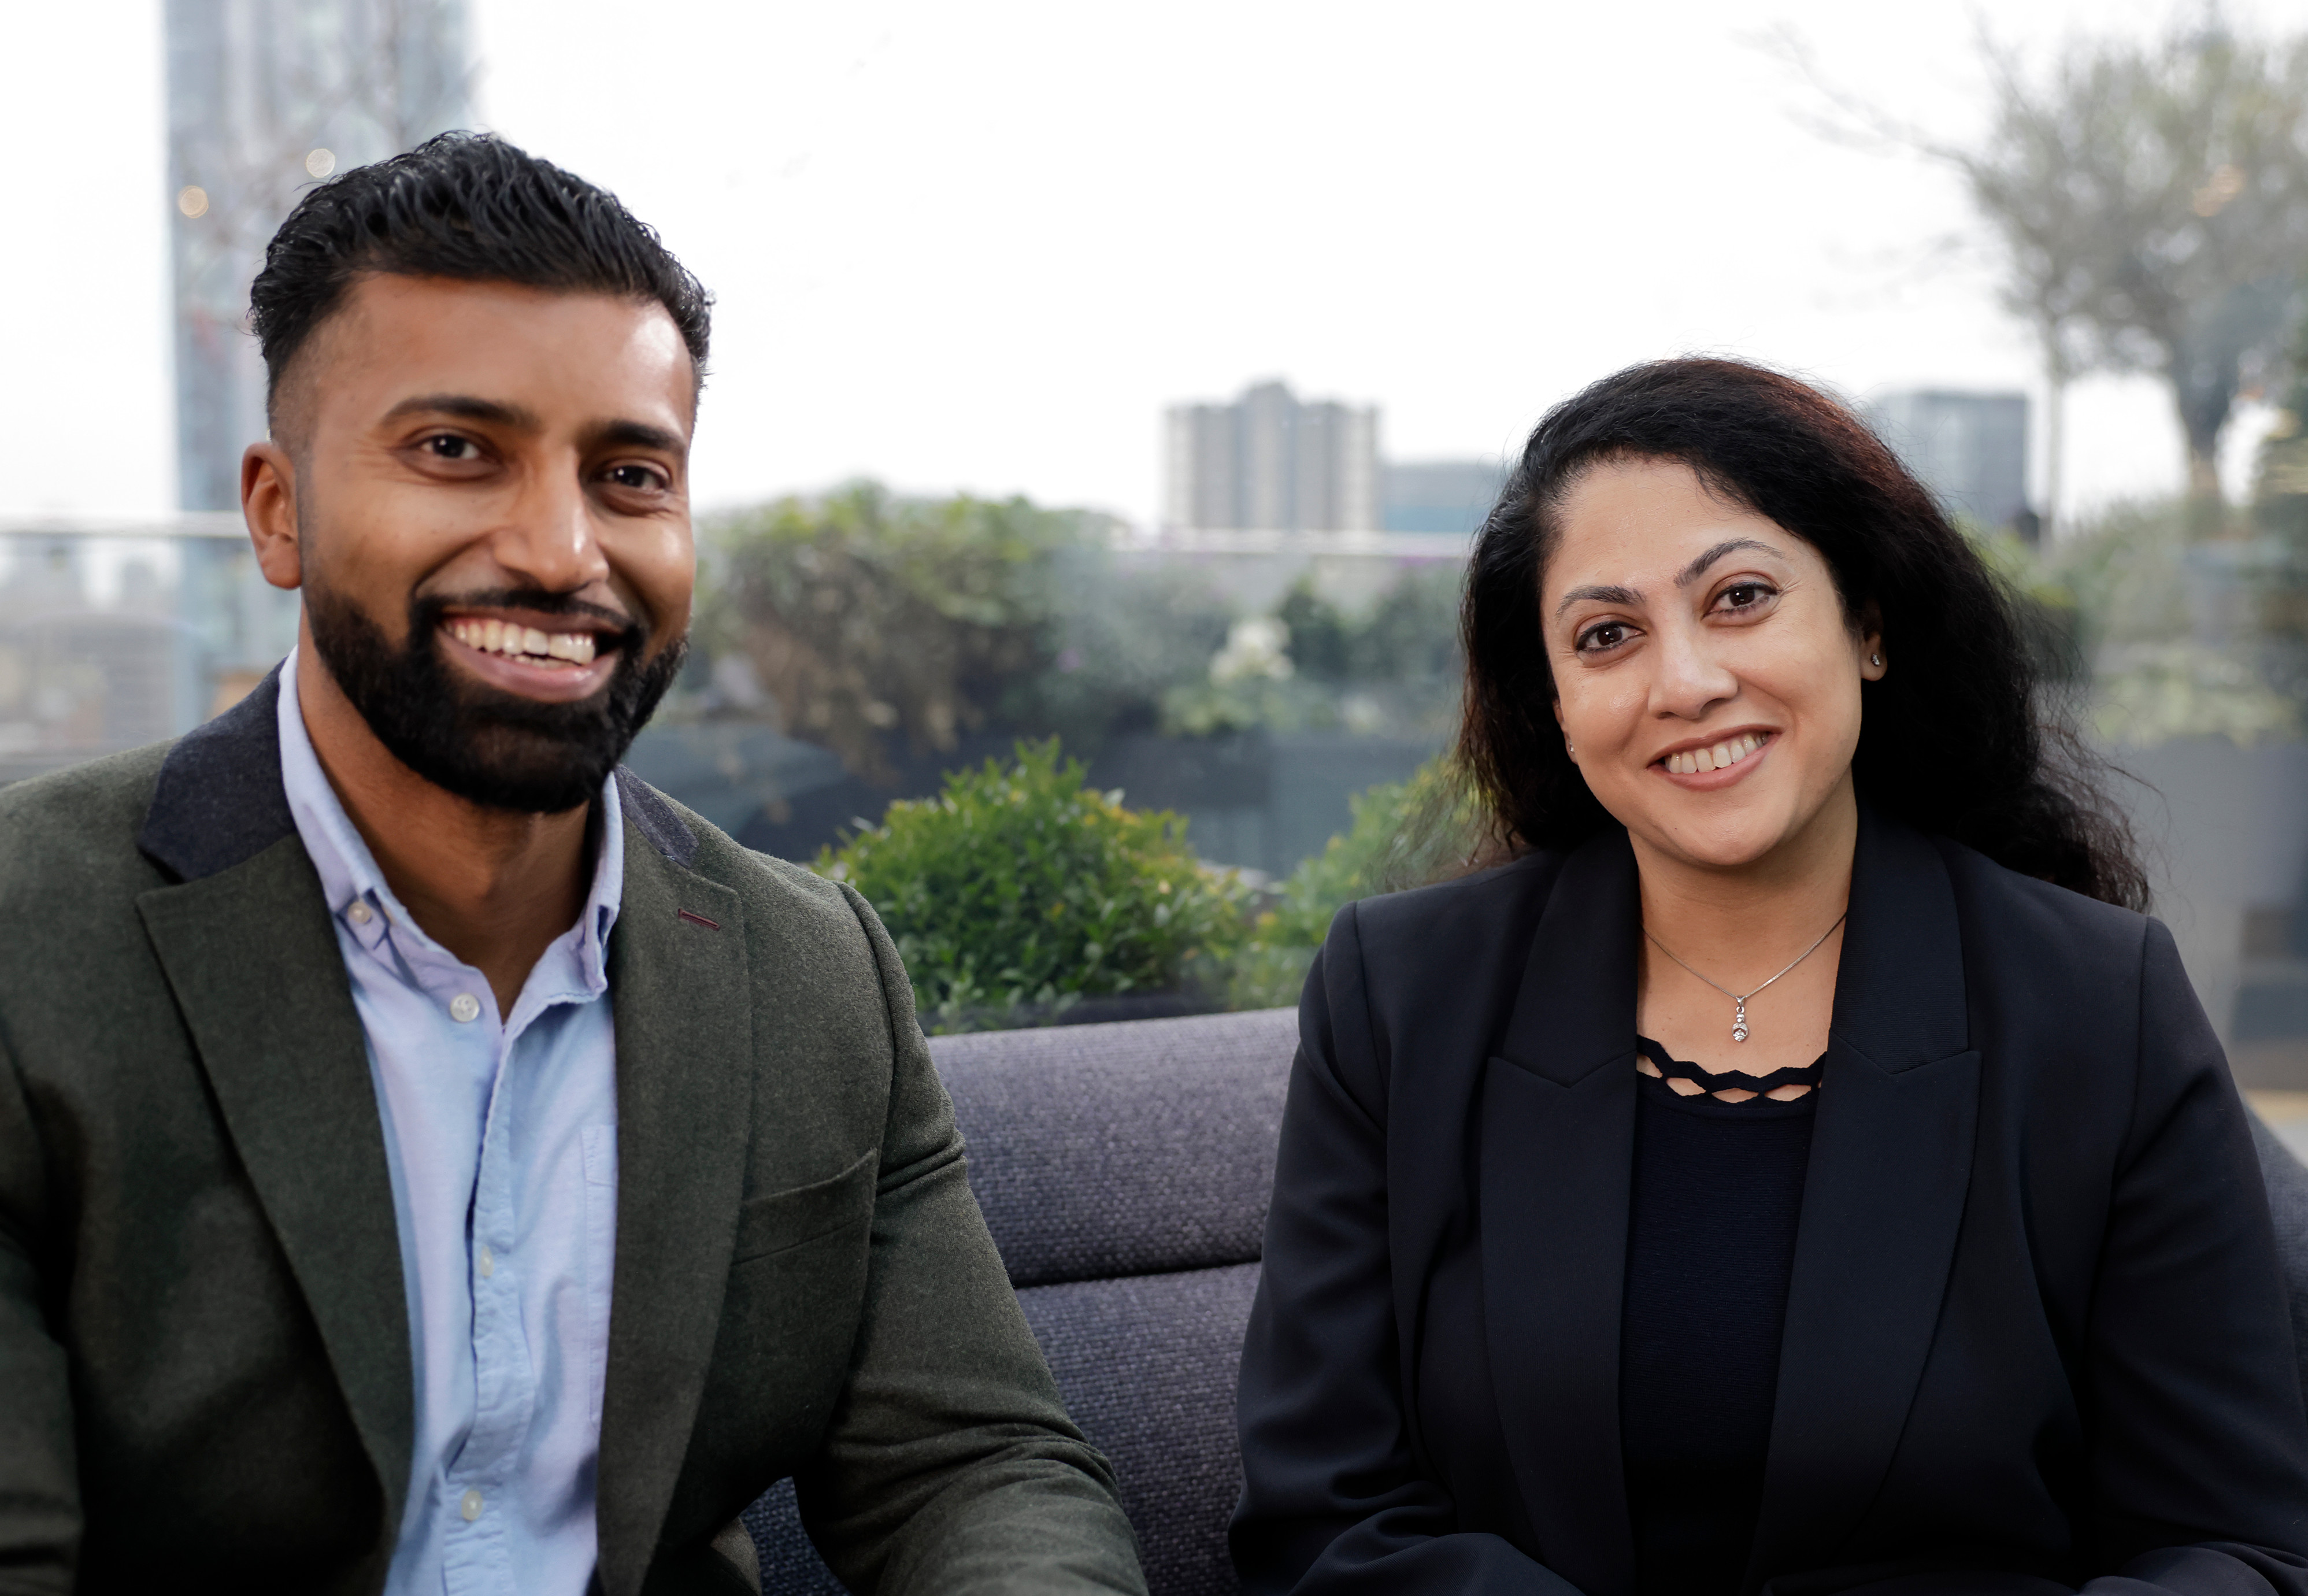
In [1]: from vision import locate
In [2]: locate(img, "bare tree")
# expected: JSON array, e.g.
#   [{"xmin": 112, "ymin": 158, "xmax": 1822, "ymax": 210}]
[{"xmin": 1788, "ymin": 11, "xmax": 2308, "ymax": 535}]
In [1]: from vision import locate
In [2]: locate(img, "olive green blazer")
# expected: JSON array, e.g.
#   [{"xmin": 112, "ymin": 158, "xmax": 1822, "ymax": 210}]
[{"xmin": 0, "ymin": 673, "xmax": 1144, "ymax": 1596}]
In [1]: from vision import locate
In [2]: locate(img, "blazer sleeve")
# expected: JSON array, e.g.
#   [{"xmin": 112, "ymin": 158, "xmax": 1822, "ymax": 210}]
[
  {"xmin": 0, "ymin": 1035, "xmax": 77, "ymax": 1590},
  {"xmin": 791, "ymin": 884, "xmax": 1147, "ymax": 1596},
  {"xmin": 1231, "ymin": 902, "xmax": 1584, "ymax": 1596},
  {"xmin": 2076, "ymin": 918, "xmax": 2308, "ymax": 1596}
]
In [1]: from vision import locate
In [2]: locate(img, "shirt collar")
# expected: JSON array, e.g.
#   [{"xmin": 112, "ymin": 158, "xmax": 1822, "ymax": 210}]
[{"xmin": 274, "ymin": 645, "xmax": 624, "ymax": 993}]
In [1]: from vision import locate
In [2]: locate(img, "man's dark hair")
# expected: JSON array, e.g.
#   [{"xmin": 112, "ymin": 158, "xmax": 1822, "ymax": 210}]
[{"xmin": 249, "ymin": 132, "xmax": 712, "ymax": 424}]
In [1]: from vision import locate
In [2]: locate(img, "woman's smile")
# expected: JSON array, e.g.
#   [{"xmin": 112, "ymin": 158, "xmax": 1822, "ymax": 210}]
[{"xmin": 1654, "ymin": 728, "xmax": 1775, "ymax": 785}]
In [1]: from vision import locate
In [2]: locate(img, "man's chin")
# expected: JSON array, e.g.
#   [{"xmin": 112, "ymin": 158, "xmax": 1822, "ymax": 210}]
[{"xmin": 306, "ymin": 588, "xmax": 684, "ymax": 816}]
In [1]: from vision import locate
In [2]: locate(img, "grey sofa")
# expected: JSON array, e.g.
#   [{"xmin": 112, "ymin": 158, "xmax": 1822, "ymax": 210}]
[{"xmin": 742, "ymin": 1006, "xmax": 2308, "ymax": 1595}]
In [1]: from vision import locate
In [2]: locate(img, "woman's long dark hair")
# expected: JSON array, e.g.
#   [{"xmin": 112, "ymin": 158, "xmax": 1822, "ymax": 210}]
[{"xmin": 1458, "ymin": 357, "xmax": 2148, "ymax": 909}]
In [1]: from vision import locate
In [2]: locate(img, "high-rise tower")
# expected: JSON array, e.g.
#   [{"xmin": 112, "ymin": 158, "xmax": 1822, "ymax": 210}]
[{"xmin": 166, "ymin": 0, "xmax": 471, "ymax": 510}]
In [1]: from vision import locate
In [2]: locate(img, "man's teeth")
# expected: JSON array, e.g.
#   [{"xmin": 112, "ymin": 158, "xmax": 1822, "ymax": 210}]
[
  {"xmin": 446, "ymin": 619, "xmax": 598, "ymax": 665},
  {"xmin": 1665, "ymin": 732, "xmax": 1766, "ymax": 776}
]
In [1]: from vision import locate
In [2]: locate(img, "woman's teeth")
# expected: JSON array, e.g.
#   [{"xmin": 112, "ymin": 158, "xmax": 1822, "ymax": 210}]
[
  {"xmin": 446, "ymin": 617, "xmax": 598, "ymax": 665},
  {"xmin": 1664, "ymin": 732, "xmax": 1766, "ymax": 776}
]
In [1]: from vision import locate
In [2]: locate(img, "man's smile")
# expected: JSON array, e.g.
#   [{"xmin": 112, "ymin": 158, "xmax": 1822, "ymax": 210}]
[
  {"xmin": 445, "ymin": 614, "xmax": 605, "ymax": 666},
  {"xmin": 439, "ymin": 611, "xmax": 625, "ymax": 702}
]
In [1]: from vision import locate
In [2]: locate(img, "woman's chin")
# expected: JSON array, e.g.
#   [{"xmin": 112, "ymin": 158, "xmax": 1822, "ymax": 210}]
[{"xmin": 1630, "ymin": 801, "xmax": 1810, "ymax": 876}]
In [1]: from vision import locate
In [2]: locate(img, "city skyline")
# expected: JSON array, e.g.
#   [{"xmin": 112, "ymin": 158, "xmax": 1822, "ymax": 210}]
[{"xmin": 0, "ymin": 0, "xmax": 2284, "ymax": 530}]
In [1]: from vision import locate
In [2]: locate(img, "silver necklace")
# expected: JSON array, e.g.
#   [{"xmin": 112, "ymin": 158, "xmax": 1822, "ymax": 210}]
[{"xmin": 1644, "ymin": 911, "xmax": 1848, "ymax": 1043}]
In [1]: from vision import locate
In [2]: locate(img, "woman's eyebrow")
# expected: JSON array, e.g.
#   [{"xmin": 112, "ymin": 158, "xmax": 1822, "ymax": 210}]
[
  {"xmin": 1676, "ymin": 538, "xmax": 1785, "ymax": 587},
  {"xmin": 1554, "ymin": 582, "xmax": 1642, "ymax": 620}
]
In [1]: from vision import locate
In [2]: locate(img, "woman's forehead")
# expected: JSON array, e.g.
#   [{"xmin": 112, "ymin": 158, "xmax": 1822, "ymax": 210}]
[{"xmin": 1544, "ymin": 460, "xmax": 1804, "ymax": 594}]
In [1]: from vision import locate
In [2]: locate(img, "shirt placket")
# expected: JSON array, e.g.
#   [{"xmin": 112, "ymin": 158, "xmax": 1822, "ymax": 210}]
[{"xmin": 440, "ymin": 992, "xmax": 540, "ymax": 1596}]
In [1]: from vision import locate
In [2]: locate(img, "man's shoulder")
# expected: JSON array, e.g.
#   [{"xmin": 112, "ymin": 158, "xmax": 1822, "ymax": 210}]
[
  {"xmin": 0, "ymin": 741, "xmax": 176, "ymax": 895},
  {"xmin": 612, "ymin": 769, "xmax": 864, "ymax": 940}
]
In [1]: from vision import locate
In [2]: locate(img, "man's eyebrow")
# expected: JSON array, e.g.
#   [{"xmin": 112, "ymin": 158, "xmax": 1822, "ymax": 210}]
[
  {"xmin": 589, "ymin": 418, "xmax": 688, "ymax": 454},
  {"xmin": 1675, "ymin": 538, "xmax": 1784, "ymax": 587},
  {"xmin": 1554, "ymin": 582, "xmax": 1643, "ymax": 620},
  {"xmin": 380, "ymin": 393, "xmax": 543, "ymax": 430}
]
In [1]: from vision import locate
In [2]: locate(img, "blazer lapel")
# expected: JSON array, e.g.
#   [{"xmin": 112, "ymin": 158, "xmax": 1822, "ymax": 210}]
[
  {"xmin": 1746, "ymin": 809, "xmax": 1980, "ymax": 1589},
  {"xmin": 1482, "ymin": 828, "xmax": 1642, "ymax": 1596},
  {"xmin": 594, "ymin": 811, "xmax": 754, "ymax": 1596},
  {"xmin": 135, "ymin": 835, "xmax": 415, "ymax": 1531}
]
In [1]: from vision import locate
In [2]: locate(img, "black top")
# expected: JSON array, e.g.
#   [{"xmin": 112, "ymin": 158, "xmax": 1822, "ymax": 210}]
[
  {"xmin": 1231, "ymin": 812, "xmax": 2308, "ymax": 1596},
  {"xmin": 1621, "ymin": 1038, "xmax": 1820, "ymax": 1596}
]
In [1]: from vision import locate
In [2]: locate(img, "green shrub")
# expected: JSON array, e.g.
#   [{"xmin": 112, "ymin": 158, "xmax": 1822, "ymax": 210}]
[
  {"xmin": 1229, "ymin": 756, "xmax": 1480, "ymax": 1008},
  {"xmin": 815, "ymin": 739, "xmax": 1249, "ymax": 1031}
]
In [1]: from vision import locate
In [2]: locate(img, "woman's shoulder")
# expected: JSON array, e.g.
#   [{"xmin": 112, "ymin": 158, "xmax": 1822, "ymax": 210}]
[
  {"xmin": 1925, "ymin": 832, "xmax": 2156, "ymax": 976},
  {"xmin": 1344, "ymin": 849, "xmax": 1569, "ymax": 954}
]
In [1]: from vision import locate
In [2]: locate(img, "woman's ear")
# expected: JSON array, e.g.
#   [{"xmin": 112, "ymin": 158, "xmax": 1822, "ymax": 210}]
[{"xmin": 1857, "ymin": 602, "xmax": 1886, "ymax": 681}]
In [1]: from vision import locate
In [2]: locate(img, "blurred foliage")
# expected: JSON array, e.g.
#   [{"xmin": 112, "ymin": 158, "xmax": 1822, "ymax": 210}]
[
  {"xmin": 2087, "ymin": 640, "xmax": 2298, "ymax": 745},
  {"xmin": 1229, "ymin": 757, "xmax": 1481, "ymax": 1008},
  {"xmin": 1163, "ymin": 568, "xmax": 1466, "ymax": 739},
  {"xmin": 814, "ymin": 740, "xmax": 1249, "ymax": 1032},
  {"xmin": 698, "ymin": 484, "xmax": 1468, "ymax": 767},
  {"xmin": 2255, "ymin": 302, "xmax": 2308, "ymax": 650},
  {"xmin": 1009, "ymin": 553, "xmax": 1235, "ymax": 747},
  {"xmin": 2005, "ymin": 498, "xmax": 2302, "ymax": 746},
  {"xmin": 704, "ymin": 484, "xmax": 1087, "ymax": 783}
]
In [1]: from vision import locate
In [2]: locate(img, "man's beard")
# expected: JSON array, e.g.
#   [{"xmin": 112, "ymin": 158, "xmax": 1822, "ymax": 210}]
[{"xmin": 305, "ymin": 584, "xmax": 686, "ymax": 814}]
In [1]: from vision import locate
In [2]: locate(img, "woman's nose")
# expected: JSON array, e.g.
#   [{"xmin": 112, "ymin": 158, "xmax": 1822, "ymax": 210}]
[{"xmin": 1650, "ymin": 620, "xmax": 1739, "ymax": 720}]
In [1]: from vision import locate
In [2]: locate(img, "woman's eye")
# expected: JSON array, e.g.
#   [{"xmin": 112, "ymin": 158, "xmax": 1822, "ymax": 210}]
[
  {"xmin": 1716, "ymin": 582, "xmax": 1774, "ymax": 612},
  {"xmin": 1577, "ymin": 621, "xmax": 1629, "ymax": 653}
]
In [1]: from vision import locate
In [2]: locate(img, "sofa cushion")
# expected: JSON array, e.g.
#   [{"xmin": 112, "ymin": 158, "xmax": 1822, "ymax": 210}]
[
  {"xmin": 929, "ymin": 1008, "xmax": 1297, "ymax": 1288},
  {"xmin": 1016, "ymin": 1262, "xmax": 1262, "ymax": 1596}
]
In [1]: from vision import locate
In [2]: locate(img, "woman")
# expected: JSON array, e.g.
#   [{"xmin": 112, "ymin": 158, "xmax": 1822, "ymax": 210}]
[{"xmin": 1231, "ymin": 359, "xmax": 2308, "ymax": 1596}]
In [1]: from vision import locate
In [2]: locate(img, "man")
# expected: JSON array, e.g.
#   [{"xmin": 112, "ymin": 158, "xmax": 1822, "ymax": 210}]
[{"xmin": 0, "ymin": 134, "xmax": 1144, "ymax": 1596}]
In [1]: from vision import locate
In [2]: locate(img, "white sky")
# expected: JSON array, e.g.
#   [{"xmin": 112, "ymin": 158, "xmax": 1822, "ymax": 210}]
[{"xmin": 2, "ymin": 0, "xmax": 2283, "ymax": 527}]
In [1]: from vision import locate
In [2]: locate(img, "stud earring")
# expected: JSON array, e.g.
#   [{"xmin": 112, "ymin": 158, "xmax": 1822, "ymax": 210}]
[{"xmin": 1870, "ymin": 653, "xmax": 1883, "ymax": 667}]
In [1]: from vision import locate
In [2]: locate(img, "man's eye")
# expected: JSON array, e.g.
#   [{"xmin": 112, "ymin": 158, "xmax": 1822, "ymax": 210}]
[
  {"xmin": 606, "ymin": 464, "xmax": 664, "ymax": 491},
  {"xmin": 425, "ymin": 435, "xmax": 479, "ymax": 461}
]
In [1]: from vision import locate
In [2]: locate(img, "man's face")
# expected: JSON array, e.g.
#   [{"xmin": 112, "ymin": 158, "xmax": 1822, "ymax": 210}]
[{"xmin": 266, "ymin": 274, "xmax": 697, "ymax": 813}]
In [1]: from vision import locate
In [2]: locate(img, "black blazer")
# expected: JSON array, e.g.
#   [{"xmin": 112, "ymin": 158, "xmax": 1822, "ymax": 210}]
[{"xmin": 1233, "ymin": 808, "xmax": 2308, "ymax": 1596}]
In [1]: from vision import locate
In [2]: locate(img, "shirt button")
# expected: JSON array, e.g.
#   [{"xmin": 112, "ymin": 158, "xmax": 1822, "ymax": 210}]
[
  {"xmin": 346, "ymin": 901, "xmax": 373, "ymax": 925},
  {"xmin": 460, "ymin": 1488, "xmax": 484, "ymax": 1521},
  {"xmin": 449, "ymin": 993, "xmax": 481, "ymax": 1023},
  {"xmin": 478, "ymin": 1246, "xmax": 495, "ymax": 1278}
]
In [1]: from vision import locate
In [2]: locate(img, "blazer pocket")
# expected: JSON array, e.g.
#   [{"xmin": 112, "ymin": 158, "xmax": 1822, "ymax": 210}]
[{"xmin": 729, "ymin": 1146, "xmax": 879, "ymax": 1266}]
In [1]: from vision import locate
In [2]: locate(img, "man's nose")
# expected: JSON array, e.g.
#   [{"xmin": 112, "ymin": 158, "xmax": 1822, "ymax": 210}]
[{"xmin": 491, "ymin": 463, "xmax": 610, "ymax": 595}]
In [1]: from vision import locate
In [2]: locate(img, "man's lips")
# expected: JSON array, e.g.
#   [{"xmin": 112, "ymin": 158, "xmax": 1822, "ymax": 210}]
[
  {"xmin": 438, "ymin": 616, "xmax": 623, "ymax": 703},
  {"xmin": 443, "ymin": 613, "xmax": 618, "ymax": 666}
]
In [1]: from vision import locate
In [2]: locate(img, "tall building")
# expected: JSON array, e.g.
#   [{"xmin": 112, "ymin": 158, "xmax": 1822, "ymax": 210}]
[
  {"xmin": 1869, "ymin": 390, "xmax": 2032, "ymax": 539},
  {"xmin": 167, "ymin": 0, "xmax": 471, "ymax": 511},
  {"xmin": 1165, "ymin": 380, "xmax": 1379, "ymax": 532}
]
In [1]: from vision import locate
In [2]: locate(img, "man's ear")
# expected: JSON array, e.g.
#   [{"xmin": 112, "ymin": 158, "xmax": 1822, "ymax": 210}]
[{"xmin": 242, "ymin": 442, "xmax": 303, "ymax": 591}]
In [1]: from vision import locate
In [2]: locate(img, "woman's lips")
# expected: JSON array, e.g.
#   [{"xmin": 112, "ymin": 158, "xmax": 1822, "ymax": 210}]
[
  {"xmin": 439, "ymin": 623, "xmax": 618, "ymax": 703},
  {"xmin": 1653, "ymin": 730, "xmax": 1775, "ymax": 790}
]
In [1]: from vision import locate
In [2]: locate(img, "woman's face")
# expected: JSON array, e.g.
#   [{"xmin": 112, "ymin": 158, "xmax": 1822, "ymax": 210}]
[{"xmin": 1542, "ymin": 457, "xmax": 1884, "ymax": 873}]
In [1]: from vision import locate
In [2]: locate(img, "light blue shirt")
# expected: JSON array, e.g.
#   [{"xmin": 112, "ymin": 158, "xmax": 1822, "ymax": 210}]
[{"xmin": 276, "ymin": 647, "xmax": 621, "ymax": 1596}]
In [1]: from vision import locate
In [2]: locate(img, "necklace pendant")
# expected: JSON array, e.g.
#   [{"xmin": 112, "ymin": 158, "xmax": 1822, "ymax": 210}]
[{"xmin": 1732, "ymin": 999, "xmax": 1749, "ymax": 1044}]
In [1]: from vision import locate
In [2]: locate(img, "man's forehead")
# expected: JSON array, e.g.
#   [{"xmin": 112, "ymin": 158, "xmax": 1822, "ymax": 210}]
[{"xmin": 308, "ymin": 275, "xmax": 695, "ymax": 434}]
